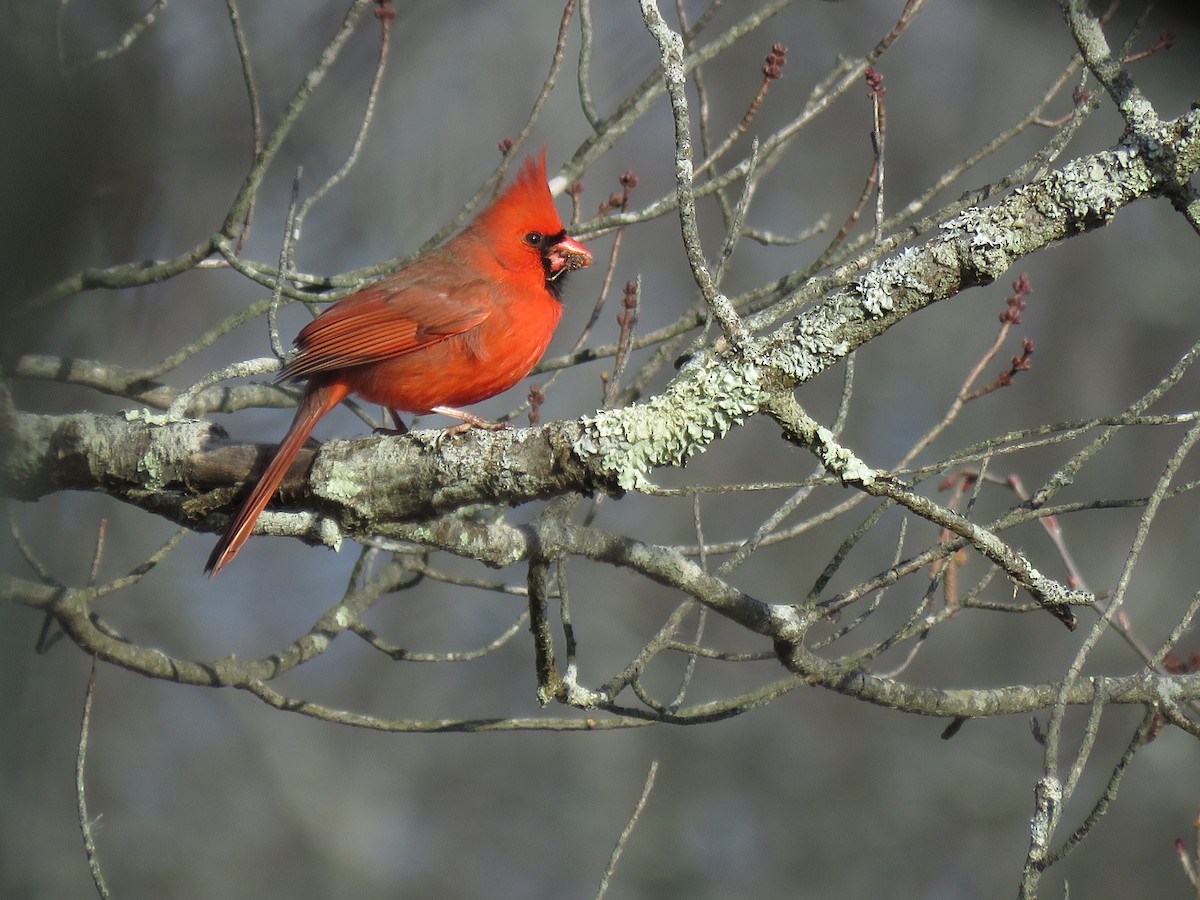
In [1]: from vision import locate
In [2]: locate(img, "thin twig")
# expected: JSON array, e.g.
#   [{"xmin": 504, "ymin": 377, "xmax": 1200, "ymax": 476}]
[
  {"xmin": 595, "ymin": 761, "xmax": 660, "ymax": 900},
  {"xmin": 225, "ymin": 0, "xmax": 263, "ymax": 253},
  {"xmin": 77, "ymin": 663, "xmax": 110, "ymax": 899},
  {"xmin": 61, "ymin": 0, "xmax": 169, "ymax": 77},
  {"xmin": 640, "ymin": 0, "xmax": 749, "ymax": 346},
  {"xmin": 293, "ymin": 3, "xmax": 394, "ymax": 240},
  {"xmin": 577, "ymin": 0, "xmax": 601, "ymax": 129},
  {"xmin": 269, "ymin": 166, "xmax": 305, "ymax": 360}
]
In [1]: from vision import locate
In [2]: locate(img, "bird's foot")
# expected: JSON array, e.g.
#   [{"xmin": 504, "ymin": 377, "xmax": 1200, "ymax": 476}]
[{"xmin": 432, "ymin": 406, "xmax": 511, "ymax": 436}]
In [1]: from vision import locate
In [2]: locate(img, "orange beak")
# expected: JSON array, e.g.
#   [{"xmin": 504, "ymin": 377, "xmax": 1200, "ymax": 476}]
[{"xmin": 547, "ymin": 235, "xmax": 592, "ymax": 278}]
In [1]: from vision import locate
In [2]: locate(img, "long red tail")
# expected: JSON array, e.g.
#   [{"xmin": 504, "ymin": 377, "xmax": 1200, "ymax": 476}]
[{"xmin": 205, "ymin": 379, "xmax": 349, "ymax": 577}]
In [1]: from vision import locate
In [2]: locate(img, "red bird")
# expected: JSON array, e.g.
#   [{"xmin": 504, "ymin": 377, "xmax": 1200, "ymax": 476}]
[{"xmin": 206, "ymin": 152, "xmax": 591, "ymax": 576}]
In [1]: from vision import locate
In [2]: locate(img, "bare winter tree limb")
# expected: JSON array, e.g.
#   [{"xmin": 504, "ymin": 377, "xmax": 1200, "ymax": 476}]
[{"xmin": 9, "ymin": 5, "xmax": 1200, "ymax": 894}]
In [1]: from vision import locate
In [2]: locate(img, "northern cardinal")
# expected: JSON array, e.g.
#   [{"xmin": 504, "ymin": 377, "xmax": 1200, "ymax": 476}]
[{"xmin": 206, "ymin": 151, "xmax": 591, "ymax": 576}]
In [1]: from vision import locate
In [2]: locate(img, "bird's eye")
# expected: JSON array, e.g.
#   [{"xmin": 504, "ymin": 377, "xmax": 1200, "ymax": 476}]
[{"xmin": 525, "ymin": 232, "xmax": 545, "ymax": 248}]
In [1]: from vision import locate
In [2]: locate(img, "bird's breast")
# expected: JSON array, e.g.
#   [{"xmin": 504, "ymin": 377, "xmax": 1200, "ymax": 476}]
[{"xmin": 342, "ymin": 290, "xmax": 563, "ymax": 414}]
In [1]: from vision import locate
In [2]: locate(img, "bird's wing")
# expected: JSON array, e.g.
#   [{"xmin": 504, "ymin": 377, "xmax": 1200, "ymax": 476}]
[{"xmin": 281, "ymin": 269, "xmax": 491, "ymax": 380}]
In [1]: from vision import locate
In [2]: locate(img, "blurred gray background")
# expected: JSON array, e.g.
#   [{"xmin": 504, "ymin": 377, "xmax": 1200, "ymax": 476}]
[{"xmin": 3, "ymin": 1, "xmax": 1200, "ymax": 897}]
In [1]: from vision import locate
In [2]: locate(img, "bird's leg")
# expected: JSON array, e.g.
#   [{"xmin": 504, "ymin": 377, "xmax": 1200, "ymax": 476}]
[{"xmin": 372, "ymin": 408, "xmax": 410, "ymax": 436}]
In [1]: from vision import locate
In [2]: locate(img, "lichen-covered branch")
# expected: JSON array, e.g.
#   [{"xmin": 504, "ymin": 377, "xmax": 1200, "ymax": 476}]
[
  {"xmin": 577, "ymin": 109, "xmax": 1200, "ymax": 490},
  {"xmin": 7, "ymin": 111, "xmax": 1199, "ymax": 540}
]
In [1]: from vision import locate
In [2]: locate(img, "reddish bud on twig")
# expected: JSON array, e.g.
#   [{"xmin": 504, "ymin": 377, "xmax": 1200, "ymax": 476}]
[
  {"xmin": 1013, "ymin": 338, "xmax": 1035, "ymax": 369},
  {"xmin": 373, "ymin": 0, "xmax": 396, "ymax": 21},
  {"xmin": 1000, "ymin": 273, "xmax": 1032, "ymax": 325},
  {"xmin": 962, "ymin": 281, "xmax": 1036, "ymax": 400},
  {"xmin": 598, "ymin": 169, "xmax": 639, "ymax": 215},
  {"xmin": 695, "ymin": 43, "xmax": 786, "ymax": 178},
  {"xmin": 1163, "ymin": 651, "xmax": 1200, "ymax": 674},
  {"xmin": 997, "ymin": 338, "xmax": 1036, "ymax": 388},
  {"xmin": 604, "ymin": 281, "xmax": 640, "ymax": 408},
  {"xmin": 762, "ymin": 43, "xmax": 788, "ymax": 80},
  {"xmin": 1174, "ymin": 834, "xmax": 1196, "ymax": 888},
  {"xmin": 938, "ymin": 470, "xmax": 979, "ymax": 493},
  {"xmin": 498, "ymin": 138, "xmax": 514, "ymax": 155},
  {"xmin": 617, "ymin": 281, "xmax": 638, "ymax": 333},
  {"xmin": 865, "ymin": 66, "xmax": 885, "ymax": 97}
]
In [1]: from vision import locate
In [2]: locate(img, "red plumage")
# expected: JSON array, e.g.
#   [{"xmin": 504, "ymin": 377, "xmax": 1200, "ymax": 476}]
[{"xmin": 206, "ymin": 152, "xmax": 591, "ymax": 576}]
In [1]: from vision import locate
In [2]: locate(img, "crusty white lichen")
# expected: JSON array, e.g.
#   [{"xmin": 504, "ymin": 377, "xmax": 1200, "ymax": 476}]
[
  {"xmin": 575, "ymin": 356, "xmax": 772, "ymax": 490},
  {"xmin": 316, "ymin": 515, "xmax": 344, "ymax": 552},
  {"xmin": 123, "ymin": 408, "xmax": 176, "ymax": 427},
  {"xmin": 319, "ymin": 465, "xmax": 367, "ymax": 506},
  {"xmin": 813, "ymin": 425, "xmax": 876, "ymax": 485},
  {"xmin": 854, "ymin": 245, "xmax": 942, "ymax": 317},
  {"xmin": 938, "ymin": 206, "xmax": 1021, "ymax": 279},
  {"xmin": 117, "ymin": 409, "xmax": 215, "ymax": 489}
]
